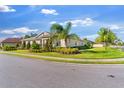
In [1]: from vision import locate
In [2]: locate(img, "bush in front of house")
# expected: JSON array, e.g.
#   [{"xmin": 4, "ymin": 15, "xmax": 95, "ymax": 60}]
[
  {"xmin": 71, "ymin": 43, "xmax": 93, "ymax": 50},
  {"xmin": 53, "ymin": 47, "xmax": 79, "ymax": 54},
  {"xmin": 29, "ymin": 42, "xmax": 41, "ymax": 53},
  {"xmin": 29, "ymin": 49, "xmax": 42, "ymax": 53},
  {"xmin": 3, "ymin": 46, "xmax": 17, "ymax": 51},
  {"xmin": 31, "ymin": 42, "xmax": 40, "ymax": 49}
]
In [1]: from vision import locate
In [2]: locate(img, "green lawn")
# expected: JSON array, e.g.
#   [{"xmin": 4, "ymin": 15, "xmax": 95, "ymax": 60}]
[{"xmin": 11, "ymin": 47, "xmax": 124, "ymax": 59}]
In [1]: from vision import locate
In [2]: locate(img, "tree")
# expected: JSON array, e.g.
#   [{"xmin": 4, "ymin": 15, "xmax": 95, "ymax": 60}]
[
  {"xmin": 50, "ymin": 22, "xmax": 79, "ymax": 47},
  {"xmin": 24, "ymin": 33, "xmax": 37, "ymax": 39},
  {"xmin": 24, "ymin": 35, "xmax": 30, "ymax": 39},
  {"xmin": 30, "ymin": 33, "xmax": 37, "ymax": 37},
  {"xmin": 31, "ymin": 41, "xmax": 40, "ymax": 49},
  {"xmin": 96, "ymin": 27, "xmax": 117, "ymax": 49}
]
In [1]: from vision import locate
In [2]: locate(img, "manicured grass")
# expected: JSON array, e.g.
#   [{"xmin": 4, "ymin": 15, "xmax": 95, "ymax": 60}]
[
  {"xmin": 9, "ymin": 47, "xmax": 124, "ymax": 59},
  {"xmin": 1, "ymin": 51, "xmax": 124, "ymax": 64}
]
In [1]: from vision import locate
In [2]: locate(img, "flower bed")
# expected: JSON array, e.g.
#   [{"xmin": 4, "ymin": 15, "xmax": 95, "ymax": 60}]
[{"xmin": 52, "ymin": 47, "xmax": 80, "ymax": 54}]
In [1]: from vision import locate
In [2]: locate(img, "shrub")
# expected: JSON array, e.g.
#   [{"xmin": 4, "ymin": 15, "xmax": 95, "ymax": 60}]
[
  {"xmin": 31, "ymin": 42, "xmax": 40, "ymax": 49},
  {"xmin": 3, "ymin": 46, "xmax": 17, "ymax": 51},
  {"xmin": 29, "ymin": 49, "xmax": 42, "ymax": 53},
  {"xmin": 53, "ymin": 47, "xmax": 79, "ymax": 54},
  {"xmin": 71, "ymin": 44, "xmax": 93, "ymax": 50}
]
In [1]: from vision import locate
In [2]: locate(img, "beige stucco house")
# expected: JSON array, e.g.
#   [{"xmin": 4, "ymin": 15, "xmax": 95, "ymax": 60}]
[
  {"xmin": 21, "ymin": 32, "xmax": 83, "ymax": 47},
  {"xmin": 1, "ymin": 38, "xmax": 21, "ymax": 47},
  {"xmin": 93, "ymin": 43, "xmax": 104, "ymax": 48}
]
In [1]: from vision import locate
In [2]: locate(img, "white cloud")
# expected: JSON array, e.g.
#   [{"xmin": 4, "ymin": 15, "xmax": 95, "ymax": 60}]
[
  {"xmin": 61, "ymin": 18, "xmax": 94, "ymax": 27},
  {"xmin": 49, "ymin": 21, "xmax": 57, "ymax": 24},
  {"xmin": 12, "ymin": 35, "xmax": 20, "ymax": 38},
  {"xmin": 0, "ymin": 5, "xmax": 16, "ymax": 12},
  {"xmin": 0, "ymin": 30, "xmax": 15, "ymax": 34},
  {"xmin": 108, "ymin": 25, "xmax": 120, "ymax": 30},
  {"xmin": 13, "ymin": 27, "xmax": 38, "ymax": 33},
  {"xmin": 41, "ymin": 9, "xmax": 59, "ymax": 15},
  {"xmin": 0, "ymin": 27, "xmax": 38, "ymax": 34},
  {"xmin": 82, "ymin": 18, "xmax": 94, "ymax": 26},
  {"xmin": 84, "ymin": 34, "xmax": 98, "ymax": 40}
]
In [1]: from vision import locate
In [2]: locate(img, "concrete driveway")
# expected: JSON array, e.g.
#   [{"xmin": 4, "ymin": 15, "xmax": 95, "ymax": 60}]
[{"xmin": 0, "ymin": 54, "xmax": 124, "ymax": 88}]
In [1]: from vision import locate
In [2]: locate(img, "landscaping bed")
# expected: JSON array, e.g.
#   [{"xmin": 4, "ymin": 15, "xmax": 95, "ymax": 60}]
[{"xmin": 7, "ymin": 47, "xmax": 124, "ymax": 59}]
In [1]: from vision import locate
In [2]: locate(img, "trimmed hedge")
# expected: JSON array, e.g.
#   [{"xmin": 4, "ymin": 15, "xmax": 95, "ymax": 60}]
[
  {"xmin": 31, "ymin": 43, "xmax": 40, "ymax": 49},
  {"xmin": 71, "ymin": 45, "xmax": 93, "ymax": 50},
  {"xmin": 29, "ymin": 49, "xmax": 42, "ymax": 53},
  {"xmin": 52, "ymin": 47, "xmax": 80, "ymax": 54},
  {"xmin": 3, "ymin": 46, "xmax": 17, "ymax": 51}
]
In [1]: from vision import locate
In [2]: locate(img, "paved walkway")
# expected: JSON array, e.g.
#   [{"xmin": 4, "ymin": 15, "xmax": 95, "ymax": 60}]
[{"xmin": 0, "ymin": 51, "xmax": 124, "ymax": 62}]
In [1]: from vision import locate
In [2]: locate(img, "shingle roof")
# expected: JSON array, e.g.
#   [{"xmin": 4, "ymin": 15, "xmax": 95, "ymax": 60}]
[
  {"xmin": 1, "ymin": 38, "xmax": 21, "ymax": 43},
  {"xmin": 22, "ymin": 32, "xmax": 50, "ymax": 41}
]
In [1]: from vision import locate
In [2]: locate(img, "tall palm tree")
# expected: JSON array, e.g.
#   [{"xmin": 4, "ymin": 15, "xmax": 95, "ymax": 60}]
[
  {"xmin": 50, "ymin": 23, "xmax": 63, "ymax": 40},
  {"xmin": 96, "ymin": 27, "xmax": 117, "ymax": 50},
  {"xmin": 97, "ymin": 27, "xmax": 109, "ymax": 46},
  {"xmin": 50, "ymin": 22, "xmax": 79, "ymax": 47}
]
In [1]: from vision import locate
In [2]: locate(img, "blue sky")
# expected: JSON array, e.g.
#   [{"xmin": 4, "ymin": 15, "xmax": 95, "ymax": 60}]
[{"xmin": 0, "ymin": 5, "xmax": 124, "ymax": 41}]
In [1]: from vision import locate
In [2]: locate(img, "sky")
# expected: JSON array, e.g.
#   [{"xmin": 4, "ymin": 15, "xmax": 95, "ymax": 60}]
[{"xmin": 0, "ymin": 5, "xmax": 124, "ymax": 41}]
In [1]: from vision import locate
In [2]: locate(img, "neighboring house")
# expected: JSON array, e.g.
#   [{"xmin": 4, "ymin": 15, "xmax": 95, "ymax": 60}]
[
  {"xmin": 93, "ymin": 43, "xmax": 104, "ymax": 48},
  {"xmin": 22, "ymin": 32, "xmax": 83, "ymax": 47},
  {"xmin": 1, "ymin": 38, "xmax": 21, "ymax": 47},
  {"xmin": 0, "ymin": 39, "xmax": 4, "ymax": 47}
]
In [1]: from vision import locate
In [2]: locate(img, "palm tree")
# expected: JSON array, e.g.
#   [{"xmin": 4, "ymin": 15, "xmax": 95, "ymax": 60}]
[
  {"xmin": 50, "ymin": 23, "xmax": 63, "ymax": 41},
  {"xmin": 96, "ymin": 27, "xmax": 117, "ymax": 50},
  {"xmin": 50, "ymin": 22, "xmax": 79, "ymax": 47}
]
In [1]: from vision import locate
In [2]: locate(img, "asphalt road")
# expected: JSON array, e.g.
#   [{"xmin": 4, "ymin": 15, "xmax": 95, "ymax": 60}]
[{"xmin": 1, "ymin": 54, "xmax": 124, "ymax": 88}]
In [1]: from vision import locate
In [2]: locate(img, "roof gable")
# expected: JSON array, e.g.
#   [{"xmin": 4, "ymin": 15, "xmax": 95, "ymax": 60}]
[{"xmin": 35, "ymin": 32, "xmax": 50, "ymax": 38}]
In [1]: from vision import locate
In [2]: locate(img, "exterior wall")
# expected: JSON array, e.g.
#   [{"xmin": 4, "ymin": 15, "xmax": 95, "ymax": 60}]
[
  {"xmin": 30, "ymin": 41, "xmax": 33, "ymax": 45},
  {"xmin": 67, "ymin": 39, "xmax": 83, "ymax": 47},
  {"xmin": 23, "ymin": 38, "xmax": 49, "ymax": 48},
  {"xmin": 21, "ymin": 32, "xmax": 84, "ymax": 48},
  {"xmin": 25, "ymin": 41, "xmax": 29, "ymax": 45},
  {"xmin": 59, "ymin": 39, "xmax": 83, "ymax": 47},
  {"xmin": 93, "ymin": 44, "xmax": 104, "ymax": 48},
  {"xmin": 36, "ymin": 40, "xmax": 40, "ymax": 44},
  {"xmin": 23, "ymin": 38, "xmax": 83, "ymax": 48},
  {"xmin": 42, "ymin": 38, "xmax": 48, "ymax": 47},
  {"xmin": 2, "ymin": 43, "xmax": 17, "ymax": 47},
  {"xmin": 60, "ymin": 39, "xmax": 66, "ymax": 47}
]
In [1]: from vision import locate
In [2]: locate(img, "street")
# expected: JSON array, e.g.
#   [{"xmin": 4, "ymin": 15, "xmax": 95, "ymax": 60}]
[{"xmin": 0, "ymin": 54, "xmax": 124, "ymax": 88}]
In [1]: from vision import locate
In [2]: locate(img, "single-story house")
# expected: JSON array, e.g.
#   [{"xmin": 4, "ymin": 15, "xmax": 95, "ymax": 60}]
[
  {"xmin": 1, "ymin": 38, "xmax": 21, "ymax": 47},
  {"xmin": 21, "ymin": 32, "xmax": 83, "ymax": 47},
  {"xmin": 93, "ymin": 43, "xmax": 104, "ymax": 48},
  {"xmin": 0, "ymin": 39, "xmax": 4, "ymax": 47}
]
